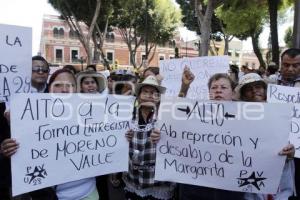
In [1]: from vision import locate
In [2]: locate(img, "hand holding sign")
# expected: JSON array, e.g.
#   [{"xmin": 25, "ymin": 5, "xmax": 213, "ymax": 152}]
[
  {"xmin": 150, "ymin": 128, "xmax": 161, "ymax": 144},
  {"xmin": 1, "ymin": 138, "xmax": 19, "ymax": 157},
  {"xmin": 278, "ymin": 144, "xmax": 295, "ymax": 158}
]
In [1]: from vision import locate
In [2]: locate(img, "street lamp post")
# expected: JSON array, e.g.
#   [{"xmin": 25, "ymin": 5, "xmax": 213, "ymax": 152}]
[
  {"xmin": 80, "ymin": 56, "xmax": 84, "ymax": 71},
  {"xmin": 185, "ymin": 35, "xmax": 188, "ymax": 57},
  {"xmin": 194, "ymin": 40, "xmax": 201, "ymax": 56}
]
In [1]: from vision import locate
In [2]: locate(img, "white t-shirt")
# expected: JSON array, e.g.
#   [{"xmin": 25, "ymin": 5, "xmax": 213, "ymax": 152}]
[{"xmin": 55, "ymin": 177, "xmax": 96, "ymax": 200}]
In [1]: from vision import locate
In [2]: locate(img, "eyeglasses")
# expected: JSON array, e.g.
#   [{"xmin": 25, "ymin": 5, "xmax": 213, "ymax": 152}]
[{"xmin": 32, "ymin": 66, "xmax": 49, "ymax": 73}]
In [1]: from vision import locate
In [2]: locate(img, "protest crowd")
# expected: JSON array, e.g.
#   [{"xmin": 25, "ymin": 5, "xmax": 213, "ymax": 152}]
[{"xmin": 1, "ymin": 46, "xmax": 300, "ymax": 200}]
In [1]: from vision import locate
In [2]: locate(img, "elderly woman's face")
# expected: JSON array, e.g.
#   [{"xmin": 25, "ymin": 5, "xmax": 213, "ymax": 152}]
[
  {"xmin": 241, "ymin": 82, "xmax": 266, "ymax": 102},
  {"xmin": 138, "ymin": 85, "xmax": 160, "ymax": 107},
  {"xmin": 209, "ymin": 78, "xmax": 233, "ymax": 101},
  {"xmin": 49, "ymin": 72, "xmax": 76, "ymax": 93},
  {"xmin": 81, "ymin": 77, "xmax": 98, "ymax": 93}
]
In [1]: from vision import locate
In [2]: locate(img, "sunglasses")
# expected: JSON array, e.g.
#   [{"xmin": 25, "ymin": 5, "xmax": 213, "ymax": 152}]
[{"xmin": 32, "ymin": 66, "xmax": 50, "ymax": 73}]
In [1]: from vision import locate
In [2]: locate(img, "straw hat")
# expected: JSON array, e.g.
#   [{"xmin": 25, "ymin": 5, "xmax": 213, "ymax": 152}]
[
  {"xmin": 76, "ymin": 70, "xmax": 107, "ymax": 93},
  {"xmin": 135, "ymin": 75, "xmax": 166, "ymax": 95},
  {"xmin": 235, "ymin": 73, "xmax": 266, "ymax": 99}
]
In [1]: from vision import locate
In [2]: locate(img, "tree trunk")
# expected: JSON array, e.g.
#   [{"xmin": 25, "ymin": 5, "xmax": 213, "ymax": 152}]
[
  {"xmin": 293, "ymin": 0, "xmax": 300, "ymax": 48},
  {"xmin": 197, "ymin": 0, "xmax": 214, "ymax": 56},
  {"xmin": 224, "ymin": 38, "xmax": 229, "ymax": 55},
  {"xmin": 61, "ymin": 0, "xmax": 101, "ymax": 66},
  {"xmin": 200, "ymin": 28, "xmax": 211, "ymax": 56},
  {"xmin": 251, "ymin": 32, "xmax": 266, "ymax": 69},
  {"xmin": 85, "ymin": 0, "xmax": 101, "ymax": 65},
  {"xmin": 94, "ymin": 21, "xmax": 110, "ymax": 70},
  {"xmin": 268, "ymin": 0, "xmax": 279, "ymax": 65}
]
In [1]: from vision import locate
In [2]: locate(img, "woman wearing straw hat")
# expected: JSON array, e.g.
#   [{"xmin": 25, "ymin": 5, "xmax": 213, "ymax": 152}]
[
  {"xmin": 123, "ymin": 75, "xmax": 175, "ymax": 200},
  {"xmin": 76, "ymin": 71, "xmax": 107, "ymax": 94}
]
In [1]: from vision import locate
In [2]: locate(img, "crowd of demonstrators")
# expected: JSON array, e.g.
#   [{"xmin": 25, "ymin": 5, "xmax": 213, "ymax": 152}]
[{"xmin": 1, "ymin": 48, "xmax": 300, "ymax": 200}]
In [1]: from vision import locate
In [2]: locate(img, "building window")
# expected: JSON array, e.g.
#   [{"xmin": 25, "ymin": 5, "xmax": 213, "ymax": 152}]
[
  {"xmin": 71, "ymin": 49, "xmax": 79, "ymax": 63},
  {"xmin": 69, "ymin": 30, "xmax": 78, "ymax": 39},
  {"xmin": 235, "ymin": 52, "xmax": 240, "ymax": 57},
  {"xmin": 55, "ymin": 49, "xmax": 63, "ymax": 63},
  {"xmin": 106, "ymin": 51, "xmax": 114, "ymax": 64},
  {"xmin": 141, "ymin": 54, "xmax": 146, "ymax": 61},
  {"xmin": 53, "ymin": 28, "xmax": 59, "ymax": 38},
  {"xmin": 106, "ymin": 32, "xmax": 115, "ymax": 43},
  {"xmin": 159, "ymin": 55, "xmax": 165, "ymax": 61},
  {"xmin": 53, "ymin": 27, "xmax": 64, "ymax": 38},
  {"xmin": 228, "ymin": 51, "xmax": 232, "ymax": 56},
  {"xmin": 169, "ymin": 55, "xmax": 175, "ymax": 59}
]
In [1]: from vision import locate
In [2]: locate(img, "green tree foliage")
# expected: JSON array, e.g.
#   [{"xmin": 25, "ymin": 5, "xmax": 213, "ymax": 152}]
[
  {"xmin": 216, "ymin": 2, "xmax": 267, "ymax": 36},
  {"xmin": 284, "ymin": 26, "xmax": 293, "ymax": 48},
  {"xmin": 220, "ymin": 0, "xmax": 292, "ymax": 66},
  {"xmin": 216, "ymin": 1, "xmax": 268, "ymax": 68},
  {"xmin": 114, "ymin": 0, "xmax": 181, "ymax": 68},
  {"xmin": 176, "ymin": 0, "xmax": 224, "ymax": 56}
]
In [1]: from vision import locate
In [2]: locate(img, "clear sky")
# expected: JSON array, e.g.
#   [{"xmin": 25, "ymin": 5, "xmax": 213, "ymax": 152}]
[
  {"xmin": 0, "ymin": 0, "xmax": 59, "ymax": 55},
  {"xmin": 0, "ymin": 0, "xmax": 293, "ymax": 54}
]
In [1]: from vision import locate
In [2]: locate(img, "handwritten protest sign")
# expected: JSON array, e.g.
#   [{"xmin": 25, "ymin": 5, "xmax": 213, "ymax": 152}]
[
  {"xmin": 160, "ymin": 56, "xmax": 228, "ymax": 99},
  {"xmin": 10, "ymin": 93, "xmax": 134, "ymax": 196},
  {"xmin": 267, "ymin": 84, "xmax": 300, "ymax": 157},
  {"xmin": 155, "ymin": 96, "xmax": 291, "ymax": 194},
  {"xmin": 0, "ymin": 24, "xmax": 31, "ymax": 102}
]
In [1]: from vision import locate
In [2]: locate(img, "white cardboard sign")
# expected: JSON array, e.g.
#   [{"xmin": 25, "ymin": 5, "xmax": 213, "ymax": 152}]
[
  {"xmin": 155, "ymin": 96, "xmax": 291, "ymax": 194},
  {"xmin": 160, "ymin": 56, "xmax": 229, "ymax": 99},
  {"xmin": 0, "ymin": 24, "xmax": 32, "ymax": 102},
  {"xmin": 10, "ymin": 93, "xmax": 134, "ymax": 196},
  {"xmin": 267, "ymin": 84, "xmax": 300, "ymax": 157}
]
